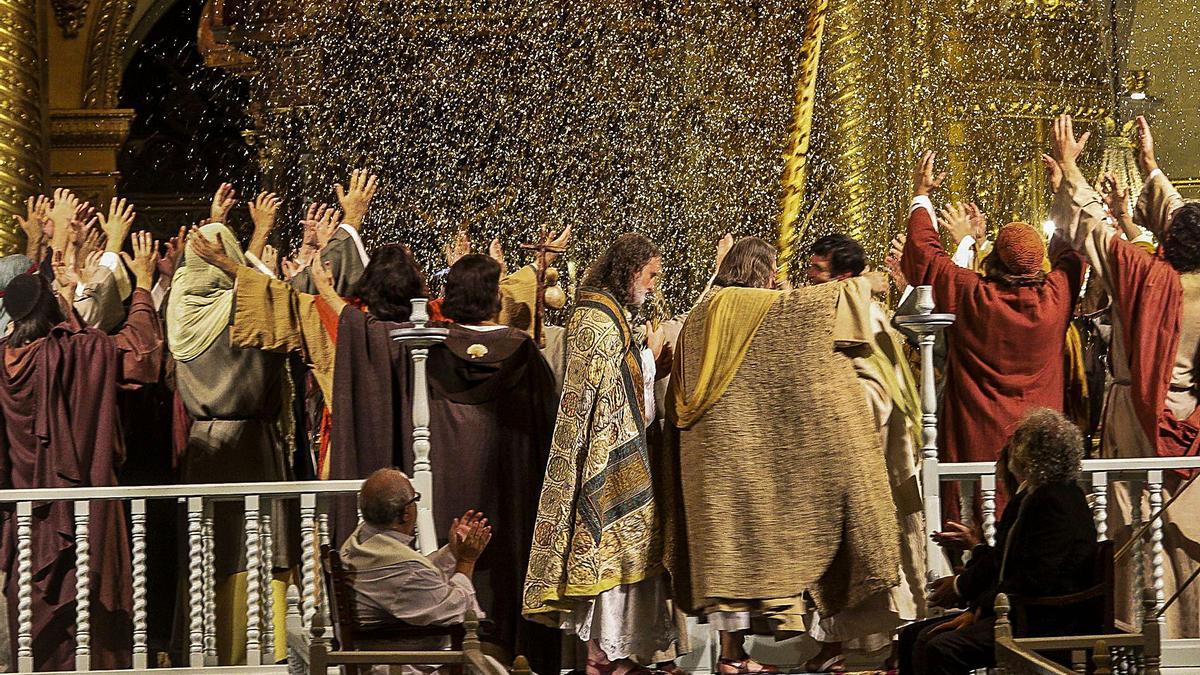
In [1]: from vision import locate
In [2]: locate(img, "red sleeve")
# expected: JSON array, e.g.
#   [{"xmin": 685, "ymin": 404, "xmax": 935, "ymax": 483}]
[
  {"xmin": 901, "ymin": 205, "xmax": 978, "ymax": 314},
  {"xmin": 1047, "ymin": 242, "xmax": 1086, "ymax": 303},
  {"xmin": 113, "ymin": 288, "xmax": 164, "ymax": 388}
]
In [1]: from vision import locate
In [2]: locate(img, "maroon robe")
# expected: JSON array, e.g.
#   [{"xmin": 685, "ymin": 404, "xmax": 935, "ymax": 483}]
[
  {"xmin": 331, "ymin": 312, "xmax": 560, "ymax": 672},
  {"xmin": 0, "ymin": 288, "xmax": 162, "ymax": 671},
  {"xmin": 902, "ymin": 204, "xmax": 1084, "ymax": 520}
]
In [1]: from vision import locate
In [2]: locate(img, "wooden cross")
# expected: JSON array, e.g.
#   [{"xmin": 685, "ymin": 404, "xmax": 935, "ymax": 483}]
[{"xmin": 519, "ymin": 227, "xmax": 567, "ymax": 347}]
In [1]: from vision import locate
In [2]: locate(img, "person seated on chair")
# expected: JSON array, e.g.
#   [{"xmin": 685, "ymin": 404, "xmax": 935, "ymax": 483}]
[
  {"xmin": 897, "ymin": 408, "xmax": 1098, "ymax": 675},
  {"xmin": 340, "ymin": 467, "xmax": 492, "ymax": 648}
]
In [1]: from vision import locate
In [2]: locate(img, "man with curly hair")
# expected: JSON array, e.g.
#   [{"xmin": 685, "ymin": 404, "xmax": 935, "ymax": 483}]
[
  {"xmin": 900, "ymin": 409, "xmax": 1098, "ymax": 674},
  {"xmin": 522, "ymin": 233, "xmax": 681, "ymax": 675},
  {"xmin": 1050, "ymin": 114, "xmax": 1200, "ymax": 637}
]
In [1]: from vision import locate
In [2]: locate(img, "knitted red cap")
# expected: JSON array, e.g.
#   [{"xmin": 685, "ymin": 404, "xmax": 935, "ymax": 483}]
[{"xmin": 995, "ymin": 223, "xmax": 1045, "ymax": 277}]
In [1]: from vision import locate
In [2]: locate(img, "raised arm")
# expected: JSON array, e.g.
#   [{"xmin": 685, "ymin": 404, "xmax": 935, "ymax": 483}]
[
  {"xmin": 1049, "ymin": 115, "xmax": 1114, "ymax": 279},
  {"xmin": 113, "ymin": 232, "xmax": 164, "ymax": 386},
  {"xmin": 1132, "ymin": 116, "xmax": 1184, "ymax": 238},
  {"xmin": 900, "ymin": 152, "xmax": 979, "ymax": 314}
]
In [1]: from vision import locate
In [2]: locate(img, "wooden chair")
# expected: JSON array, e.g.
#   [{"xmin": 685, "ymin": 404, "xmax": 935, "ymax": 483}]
[
  {"xmin": 314, "ymin": 543, "xmax": 489, "ymax": 675},
  {"xmin": 994, "ymin": 588, "xmax": 1162, "ymax": 675},
  {"xmin": 1005, "ymin": 540, "xmax": 1115, "ymax": 638}
]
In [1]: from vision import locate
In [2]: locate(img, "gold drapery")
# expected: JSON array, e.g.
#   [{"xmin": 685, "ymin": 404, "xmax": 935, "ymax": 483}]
[{"xmin": 0, "ymin": 0, "xmax": 44, "ymax": 255}]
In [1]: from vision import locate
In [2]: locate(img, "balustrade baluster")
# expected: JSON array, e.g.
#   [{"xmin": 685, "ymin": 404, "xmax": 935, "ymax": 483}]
[
  {"xmin": 979, "ymin": 474, "xmax": 996, "ymax": 547},
  {"xmin": 16, "ymin": 501, "xmax": 32, "ymax": 673},
  {"xmin": 261, "ymin": 507, "xmax": 275, "ymax": 664},
  {"xmin": 1130, "ymin": 478, "xmax": 1145, "ymax": 629},
  {"xmin": 187, "ymin": 497, "xmax": 204, "ymax": 667},
  {"xmin": 130, "ymin": 499, "xmax": 147, "ymax": 669},
  {"xmin": 74, "ymin": 500, "xmax": 90, "ymax": 671},
  {"xmin": 1148, "ymin": 471, "xmax": 1166, "ymax": 624},
  {"xmin": 1092, "ymin": 472, "xmax": 1108, "ymax": 542},
  {"xmin": 245, "ymin": 495, "xmax": 262, "ymax": 665},
  {"xmin": 202, "ymin": 500, "xmax": 216, "ymax": 664},
  {"xmin": 301, "ymin": 492, "xmax": 317, "ymax": 631}
]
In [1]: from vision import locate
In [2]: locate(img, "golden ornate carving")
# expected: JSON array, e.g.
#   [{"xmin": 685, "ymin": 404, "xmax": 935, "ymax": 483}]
[
  {"xmin": 0, "ymin": 0, "xmax": 45, "ymax": 254},
  {"xmin": 82, "ymin": 0, "xmax": 138, "ymax": 108},
  {"xmin": 776, "ymin": 0, "xmax": 829, "ymax": 282},
  {"xmin": 50, "ymin": 109, "xmax": 135, "ymax": 148},
  {"xmin": 50, "ymin": 0, "xmax": 90, "ymax": 37}
]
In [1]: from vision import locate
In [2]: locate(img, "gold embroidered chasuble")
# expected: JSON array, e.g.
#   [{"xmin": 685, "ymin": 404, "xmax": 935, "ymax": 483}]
[{"xmin": 523, "ymin": 288, "xmax": 663, "ymax": 623}]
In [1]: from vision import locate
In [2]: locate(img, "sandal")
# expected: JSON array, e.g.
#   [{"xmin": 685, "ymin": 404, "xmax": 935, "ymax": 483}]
[
  {"xmin": 801, "ymin": 655, "xmax": 846, "ymax": 673},
  {"xmin": 587, "ymin": 659, "xmax": 616, "ymax": 675},
  {"xmin": 718, "ymin": 658, "xmax": 782, "ymax": 675}
]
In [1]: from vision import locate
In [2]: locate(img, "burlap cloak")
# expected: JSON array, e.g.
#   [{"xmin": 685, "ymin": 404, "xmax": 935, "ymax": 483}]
[{"xmin": 661, "ymin": 278, "xmax": 900, "ymax": 620}]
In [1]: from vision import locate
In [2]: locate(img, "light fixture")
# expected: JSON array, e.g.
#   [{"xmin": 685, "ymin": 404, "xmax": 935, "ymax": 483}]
[{"xmin": 1125, "ymin": 69, "xmax": 1150, "ymax": 100}]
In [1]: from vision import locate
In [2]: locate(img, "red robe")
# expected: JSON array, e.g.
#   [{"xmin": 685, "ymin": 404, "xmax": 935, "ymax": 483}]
[
  {"xmin": 902, "ymin": 204, "xmax": 1084, "ymax": 520},
  {"xmin": 0, "ymin": 289, "xmax": 162, "ymax": 671},
  {"xmin": 1106, "ymin": 238, "xmax": 1200, "ymax": 470}
]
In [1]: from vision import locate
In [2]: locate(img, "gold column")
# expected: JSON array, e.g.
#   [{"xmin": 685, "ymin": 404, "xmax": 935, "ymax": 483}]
[{"xmin": 0, "ymin": 0, "xmax": 44, "ymax": 254}]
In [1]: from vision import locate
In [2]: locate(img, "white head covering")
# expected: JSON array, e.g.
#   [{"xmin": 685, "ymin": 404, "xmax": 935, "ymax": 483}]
[{"xmin": 165, "ymin": 222, "xmax": 247, "ymax": 361}]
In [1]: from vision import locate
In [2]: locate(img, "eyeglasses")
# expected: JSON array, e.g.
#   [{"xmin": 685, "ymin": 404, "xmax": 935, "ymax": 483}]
[{"xmin": 405, "ymin": 492, "xmax": 422, "ymax": 507}]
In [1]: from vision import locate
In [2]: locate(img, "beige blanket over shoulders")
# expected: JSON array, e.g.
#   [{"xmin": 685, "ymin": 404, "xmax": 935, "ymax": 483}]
[{"xmin": 661, "ymin": 278, "xmax": 900, "ymax": 619}]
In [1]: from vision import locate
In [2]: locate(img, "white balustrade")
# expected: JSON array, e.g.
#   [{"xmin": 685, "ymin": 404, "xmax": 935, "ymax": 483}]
[
  {"xmin": 73, "ymin": 500, "xmax": 90, "ymax": 671},
  {"xmin": 980, "ymin": 473, "xmax": 997, "ymax": 547},
  {"xmin": 130, "ymin": 499, "xmax": 148, "ymax": 670},
  {"xmin": 1092, "ymin": 471, "xmax": 1109, "ymax": 542},
  {"xmin": 261, "ymin": 508, "xmax": 276, "ymax": 664},
  {"xmin": 188, "ymin": 497, "xmax": 204, "ymax": 668},
  {"xmin": 245, "ymin": 496, "xmax": 263, "ymax": 665},
  {"xmin": 1148, "ymin": 470, "xmax": 1166, "ymax": 624},
  {"xmin": 1131, "ymin": 479, "xmax": 1145, "ymax": 628},
  {"xmin": 300, "ymin": 492, "xmax": 318, "ymax": 632},
  {"xmin": 16, "ymin": 501, "xmax": 32, "ymax": 673},
  {"xmin": 201, "ymin": 501, "xmax": 217, "ymax": 665}
]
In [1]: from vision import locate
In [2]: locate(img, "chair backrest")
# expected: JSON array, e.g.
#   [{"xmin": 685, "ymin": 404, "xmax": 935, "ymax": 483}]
[
  {"xmin": 1012, "ymin": 538, "xmax": 1115, "ymax": 637},
  {"xmin": 320, "ymin": 543, "xmax": 362, "ymax": 650}
]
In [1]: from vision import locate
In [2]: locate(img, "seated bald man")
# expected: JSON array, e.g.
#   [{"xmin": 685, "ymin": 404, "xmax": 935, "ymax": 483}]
[{"xmin": 339, "ymin": 468, "xmax": 492, "ymax": 653}]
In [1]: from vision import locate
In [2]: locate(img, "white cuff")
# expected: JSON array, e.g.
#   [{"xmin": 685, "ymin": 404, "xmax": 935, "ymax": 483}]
[
  {"xmin": 338, "ymin": 223, "xmax": 370, "ymax": 266},
  {"xmin": 1148, "ymin": 168, "xmax": 1163, "ymax": 181},
  {"xmin": 245, "ymin": 252, "xmax": 276, "ymax": 278},
  {"xmin": 98, "ymin": 251, "xmax": 132, "ymax": 300},
  {"xmin": 909, "ymin": 195, "xmax": 938, "ymax": 229},
  {"xmin": 952, "ymin": 235, "xmax": 976, "ymax": 269}
]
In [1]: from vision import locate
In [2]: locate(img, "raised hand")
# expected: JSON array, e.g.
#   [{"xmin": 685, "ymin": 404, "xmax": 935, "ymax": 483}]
[
  {"xmin": 939, "ymin": 202, "xmax": 973, "ymax": 245},
  {"xmin": 210, "ymin": 183, "xmax": 237, "ymax": 223},
  {"xmin": 1135, "ymin": 115, "xmax": 1159, "ymax": 177},
  {"xmin": 98, "ymin": 197, "xmax": 136, "ymax": 253},
  {"xmin": 931, "ymin": 520, "xmax": 982, "ymax": 552},
  {"xmin": 17, "ymin": 195, "xmax": 50, "ymax": 257},
  {"xmin": 158, "ymin": 226, "xmax": 188, "ymax": 281},
  {"xmin": 884, "ymin": 238, "xmax": 907, "ymax": 290},
  {"xmin": 49, "ymin": 189, "xmax": 81, "ymax": 251},
  {"xmin": 488, "ymin": 238, "xmax": 508, "ymax": 276},
  {"xmin": 1051, "ymin": 114, "xmax": 1090, "ymax": 166},
  {"xmin": 1101, "ymin": 173, "xmax": 1131, "ymax": 220},
  {"xmin": 78, "ymin": 250, "xmax": 105, "ymax": 284},
  {"xmin": 966, "ymin": 202, "xmax": 987, "ymax": 240},
  {"xmin": 248, "ymin": 191, "xmax": 281, "ymax": 235},
  {"xmin": 449, "ymin": 510, "xmax": 492, "ymax": 563},
  {"xmin": 1041, "ymin": 154, "xmax": 1063, "ymax": 193},
  {"xmin": 281, "ymin": 256, "xmax": 307, "ymax": 281},
  {"xmin": 310, "ymin": 260, "xmax": 337, "ymax": 298},
  {"xmin": 77, "ymin": 227, "xmax": 106, "ymax": 263},
  {"xmin": 445, "ymin": 228, "xmax": 470, "ymax": 267},
  {"xmin": 545, "ymin": 224, "xmax": 572, "ymax": 266},
  {"xmin": 121, "ymin": 231, "xmax": 159, "ymax": 291},
  {"xmin": 335, "ymin": 169, "xmax": 379, "ymax": 228},
  {"xmin": 261, "ymin": 244, "xmax": 280, "ymax": 276},
  {"xmin": 188, "ymin": 228, "xmax": 239, "ymax": 279},
  {"xmin": 646, "ymin": 321, "xmax": 666, "ymax": 360},
  {"xmin": 913, "ymin": 151, "xmax": 947, "ymax": 197},
  {"xmin": 715, "ymin": 233, "xmax": 734, "ymax": 271},
  {"xmin": 51, "ymin": 249, "xmax": 81, "ymax": 295}
]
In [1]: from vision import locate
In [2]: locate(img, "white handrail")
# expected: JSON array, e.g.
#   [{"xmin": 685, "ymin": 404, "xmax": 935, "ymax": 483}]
[
  {"xmin": 937, "ymin": 456, "xmax": 1200, "ymax": 479},
  {"xmin": 0, "ymin": 479, "xmax": 362, "ymax": 502}
]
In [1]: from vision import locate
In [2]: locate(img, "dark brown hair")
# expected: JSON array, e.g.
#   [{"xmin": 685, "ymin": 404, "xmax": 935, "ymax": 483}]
[
  {"xmin": 442, "ymin": 254, "xmax": 502, "ymax": 324},
  {"xmin": 581, "ymin": 232, "xmax": 661, "ymax": 305},
  {"xmin": 350, "ymin": 244, "xmax": 429, "ymax": 322}
]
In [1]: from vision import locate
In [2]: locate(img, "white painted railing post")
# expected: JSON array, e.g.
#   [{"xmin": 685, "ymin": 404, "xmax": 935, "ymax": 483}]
[
  {"xmin": 244, "ymin": 496, "xmax": 262, "ymax": 665},
  {"xmin": 300, "ymin": 492, "xmax": 317, "ymax": 631},
  {"xmin": 201, "ymin": 500, "xmax": 216, "ymax": 665},
  {"xmin": 260, "ymin": 507, "xmax": 275, "ymax": 664},
  {"xmin": 1148, "ymin": 470, "xmax": 1165, "ymax": 624},
  {"xmin": 894, "ymin": 285, "xmax": 955, "ymax": 582},
  {"xmin": 390, "ymin": 298, "xmax": 449, "ymax": 556},
  {"xmin": 1092, "ymin": 472, "xmax": 1109, "ymax": 542},
  {"xmin": 130, "ymin": 499, "xmax": 147, "ymax": 670},
  {"xmin": 980, "ymin": 474, "xmax": 997, "ymax": 547},
  {"xmin": 187, "ymin": 497, "xmax": 204, "ymax": 667},
  {"xmin": 1131, "ymin": 478, "xmax": 1145, "ymax": 629},
  {"xmin": 16, "ymin": 501, "xmax": 32, "ymax": 673},
  {"xmin": 73, "ymin": 500, "xmax": 90, "ymax": 671}
]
